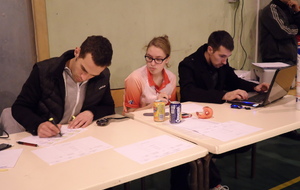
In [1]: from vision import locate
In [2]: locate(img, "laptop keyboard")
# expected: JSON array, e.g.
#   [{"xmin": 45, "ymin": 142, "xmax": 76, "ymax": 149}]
[{"xmin": 247, "ymin": 93, "xmax": 267, "ymax": 102}]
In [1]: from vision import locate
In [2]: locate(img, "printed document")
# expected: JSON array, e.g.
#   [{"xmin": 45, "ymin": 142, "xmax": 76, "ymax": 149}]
[
  {"xmin": 0, "ymin": 149, "xmax": 23, "ymax": 168},
  {"xmin": 32, "ymin": 136, "xmax": 113, "ymax": 165},
  {"xmin": 18, "ymin": 125, "xmax": 86, "ymax": 146},
  {"xmin": 114, "ymin": 135, "xmax": 196, "ymax": 164}
]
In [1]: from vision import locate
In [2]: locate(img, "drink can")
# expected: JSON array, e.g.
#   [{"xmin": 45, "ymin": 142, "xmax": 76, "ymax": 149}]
[
  {"xmin": 153, "ymin": 100, "xmax": 165, "ymax": 122},
  {"xmin": 169, "ymin": 101, "xmax": 182, "ymax": 123}
]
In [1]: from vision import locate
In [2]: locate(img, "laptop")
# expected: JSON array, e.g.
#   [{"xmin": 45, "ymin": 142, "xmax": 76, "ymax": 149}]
[{"xmin": 229, "ymin": 65, "xmax": 297, "ymax": 107}]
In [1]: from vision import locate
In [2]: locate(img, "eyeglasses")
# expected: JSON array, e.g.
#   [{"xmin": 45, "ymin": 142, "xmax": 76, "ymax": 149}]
[{"xmin": 144, "ymin": 55, "xmax": 168, "ymax": 64}]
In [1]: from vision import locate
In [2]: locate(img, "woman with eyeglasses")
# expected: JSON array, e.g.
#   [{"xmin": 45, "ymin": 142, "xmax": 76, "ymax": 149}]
[{"xmin": 123, "ymin": 35, "xmax": 177, "ymax": 113}]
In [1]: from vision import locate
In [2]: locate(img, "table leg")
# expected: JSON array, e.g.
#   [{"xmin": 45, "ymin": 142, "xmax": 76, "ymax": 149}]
[
  {"xmin": 189, "ymin": 161, "xmax": 198, "ymax": 190},
  {"xmin": 251, "ymin": 144, "xmax": 257, "ymax": 178},
  {"xmin": 141, "ymin": 177, "xmax": 146, "ymax": 190},
  {"xmin": 124, "ymin": 182, "xmax": 130, "ymax": 190},
  {"xmin": 201, "ymin": 153, "xmax": 213, "ymax": 190},
  {"xmin": 196, "ymin": 159, "xmax": 204, "ymax": 190}
]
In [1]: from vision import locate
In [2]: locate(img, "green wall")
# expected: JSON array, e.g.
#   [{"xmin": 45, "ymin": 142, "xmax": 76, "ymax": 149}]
[{"xmin": 45, "ymin": 0, "xmax": 260, "ymax": 89}]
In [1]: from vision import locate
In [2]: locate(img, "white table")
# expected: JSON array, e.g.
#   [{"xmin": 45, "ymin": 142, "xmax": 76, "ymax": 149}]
[
  {"xmin": 0, "ymin": 117, "xmax": 208, "ymax": 190},
  {"xmin": 128, "ymin": 95, "xmax": 300, "ymax": 154},
  {"xmin": 127, "ymin": 95, "xmax": 300, "ymax": 189}
]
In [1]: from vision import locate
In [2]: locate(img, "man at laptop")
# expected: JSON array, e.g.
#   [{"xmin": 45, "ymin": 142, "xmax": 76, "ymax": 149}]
[
  {"xmin": 173, "ymin": 30, "xmax": 270, "ymax": 190},
  {"xmin": 179, "ymin": 30, "xmax": 269, "ymax": 104}
]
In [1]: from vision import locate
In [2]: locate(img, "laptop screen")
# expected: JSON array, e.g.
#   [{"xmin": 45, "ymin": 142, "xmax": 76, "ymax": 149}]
[{"xmin": 265, "ymin": 65, "xmax": 297, "ymax": 105}]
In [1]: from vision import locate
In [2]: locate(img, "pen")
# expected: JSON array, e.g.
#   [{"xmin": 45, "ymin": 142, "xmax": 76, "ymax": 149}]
[
  {"xmin": 49, "ymin": 118, "xmax": 62, "ymax": 137},
  {"xmin": 17, "ymin": 141, "xmax": 38, "ymax": 147}
]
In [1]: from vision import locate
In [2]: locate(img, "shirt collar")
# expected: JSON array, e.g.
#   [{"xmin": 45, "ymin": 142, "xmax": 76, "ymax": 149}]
[{"xmin": 147, "ymin": 67, "xmax": 170, "ymax": 92}]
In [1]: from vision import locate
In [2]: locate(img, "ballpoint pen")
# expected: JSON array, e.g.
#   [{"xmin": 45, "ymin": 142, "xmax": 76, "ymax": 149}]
[
  {"xmin": 49, "ymin": 118, "xmax": 62, "ymax": 137},
  {"xmin": 17, "ymin": 141, "xmax": 38, "ymax": 147}
]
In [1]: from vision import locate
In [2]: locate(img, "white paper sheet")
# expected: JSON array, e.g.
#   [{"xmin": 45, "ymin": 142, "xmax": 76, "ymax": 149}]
[
  {"xmin": 114, "ymin": 135, "xmax": 196, "ymax": 164},
  {"xmin": 174, "ymin": 119, "xmax": 262, "ymax": 142},
  {"xmin": 32, "ymin": 136, "xmax": 113, "ymax": 165},
  {"xmin": 0, "ymin": 148, "xmax": 23, "ymax": 168},
  {"xmin": 181, "ymin": 103, "xmax": 204, "ymax": 113},
  {"xmin": 18, "ymin": 125, "xmax": 87, "ymax": 146}
]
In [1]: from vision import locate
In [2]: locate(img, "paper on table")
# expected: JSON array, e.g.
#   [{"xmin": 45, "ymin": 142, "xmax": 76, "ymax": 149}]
[
  {"xmin": 32, "ymin": 136, "xmax": 113, "ymax": 165},
  {"xmin": 18, "ymin": 125, "xmax": 87, "ymax": 147},
  {"xmin": 0, "ymin": 149, "xmax": 23, "ymax": 168},
  {"xmin": 114, "ymin": 135, "xmax": 196, "ymax": 164},
  {"xmin": 181, "ymin": 103, "xmax": 204, "ymax": 113},
  {"xmin": 174, "ymin": 119, "xmax": 262, "ymax": 142}
]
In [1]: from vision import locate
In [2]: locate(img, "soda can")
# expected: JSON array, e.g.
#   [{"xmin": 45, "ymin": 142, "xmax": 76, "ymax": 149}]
[
  {"xmin": 153, "ymin": 100, "xmax": 165, "ymax": 122},
  {"xmin": 169, "ymin": 101, "xmax": 182, "ymax": 123}
]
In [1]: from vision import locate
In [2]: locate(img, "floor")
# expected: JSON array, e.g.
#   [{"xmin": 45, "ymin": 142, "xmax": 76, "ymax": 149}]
[{"xmin": 112, "ymin": 107, "xmax": 300, "ymax": 190}]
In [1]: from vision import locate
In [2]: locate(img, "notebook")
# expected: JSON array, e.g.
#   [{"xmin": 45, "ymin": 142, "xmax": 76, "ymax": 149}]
[{"xmin": 228, "ymin": 65, "xmax": 297, "ymax": 107}]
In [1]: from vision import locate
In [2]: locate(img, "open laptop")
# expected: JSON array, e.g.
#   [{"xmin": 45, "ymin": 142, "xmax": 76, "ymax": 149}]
[{"xmin": 229, "ymin": 65, "xmax": 297, "ymax": 107}]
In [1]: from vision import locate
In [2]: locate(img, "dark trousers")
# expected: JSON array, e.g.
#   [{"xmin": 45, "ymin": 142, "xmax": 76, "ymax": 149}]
[
  {"xmin": 170, "ymin": 160, "xmax": 221, "ymax": 190},
  {"xmin": 170, "ymin": 145, "xmax": 252, "ymax": 189}
]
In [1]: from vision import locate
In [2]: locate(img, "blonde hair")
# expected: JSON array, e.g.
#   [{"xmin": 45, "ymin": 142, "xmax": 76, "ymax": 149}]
[{"xmin": 146, "ymin": 35, "xmax": 171, "ymax": 67}]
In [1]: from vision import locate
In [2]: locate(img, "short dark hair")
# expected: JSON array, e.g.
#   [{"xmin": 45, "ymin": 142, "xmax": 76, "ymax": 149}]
[
  {"xmin": 207, "ymin": 30, "xmax": 234, "ymax": 52},
  {"xmin": 79, "ymin": 35, "xmax": 113, "ymax": 67}
]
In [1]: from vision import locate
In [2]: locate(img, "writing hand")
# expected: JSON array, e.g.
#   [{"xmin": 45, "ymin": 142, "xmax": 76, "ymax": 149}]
[
  {"xmin": 37, "ymin": 121, "xmax": 62, "ymax": 138},
  {"xmin": 68, "ymin": 111, "xmax": 93, "ymax": 129}
]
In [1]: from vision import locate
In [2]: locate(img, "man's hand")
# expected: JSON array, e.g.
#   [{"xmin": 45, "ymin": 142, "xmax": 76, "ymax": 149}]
[
  {"xmin": 37, "ymin": 121, "xmax": 61, "ymax": 138},
  {"xmin": 288, "ymin": 0, "xmax": 300, "ymax": 12},
  {"xmin": 222, "ymin": 89, "xmax": 249, "ymax": 101},
  {"xmin": 68, "ymin": 111, "xmax": 94, "ymax": 129},
  {"xmin": 254, "ymin": 82, "xmax": 269, "ymax": 93}
]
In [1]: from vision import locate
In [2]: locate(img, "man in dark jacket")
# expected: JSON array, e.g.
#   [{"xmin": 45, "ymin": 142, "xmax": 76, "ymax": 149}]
[
  {"xmin": 10, "ymin": 35, "xmax": 115, "ymax": 137},
  {"xmin": 260, "ymin": 0, "xmax": 300, "ymax": 65},
  {"xmin": 172, "ymin": 30, "xmax": 269, "ymax": 190},
  {"xmin": 179, "ymin": 30, "xmax": 269, "ymax": 104},
  {"xmin": 260, "ymin": 0, "xmax": 300, "ymax": 140}
]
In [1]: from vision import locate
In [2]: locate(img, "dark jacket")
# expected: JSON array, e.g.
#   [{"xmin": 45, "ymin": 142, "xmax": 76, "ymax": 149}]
[
  {"xmin": 178, "ymin": 44, "xmax": 257, "ymax": 104},
  {"xmin": 12, "ymin": 50, "xmax": 115, "ymax": 135},
  {"xmin": 260, "ymin": 0, "xmax": 300, "ymax": 65}
]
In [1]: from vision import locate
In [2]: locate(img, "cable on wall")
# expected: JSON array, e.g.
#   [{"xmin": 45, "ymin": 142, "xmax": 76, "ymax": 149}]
[
  {"xmin": 232, "ymin": 0, "xmax": 248, "ymax": 70},
  {"xmin": 239, "ymin": 0, "xmax": 248, "ymax": 70},
  {"xmin": 232, "ymin": 0, "xmax": 240, "ymax": 39}
]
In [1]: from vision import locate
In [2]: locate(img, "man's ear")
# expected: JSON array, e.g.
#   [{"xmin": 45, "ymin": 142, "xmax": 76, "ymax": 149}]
[
  {"xmin": 207, "ymin": 46, "xmax": 214, "ymax": 54},
  {"xmin": 74, "ymin": 47, "xmax": 81, "ymax": 57}
]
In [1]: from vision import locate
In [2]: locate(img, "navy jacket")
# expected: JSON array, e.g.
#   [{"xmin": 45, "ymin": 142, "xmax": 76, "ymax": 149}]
[
  {"xmin": 12, "ymin": 50, "xmax": 115, "ymax": 135},
  {"xmin": 260, "ymin": 0, "xmax": 300, "ymax": 65},
  {"xmin": 178, "ymin": 44, "xmax": 257, "ymax": 104}
]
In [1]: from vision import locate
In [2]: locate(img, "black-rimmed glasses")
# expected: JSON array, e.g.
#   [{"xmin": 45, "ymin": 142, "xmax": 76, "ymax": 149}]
[{"xmin": 144, "ymin": 55, "xmax": 168, "ymax": 64}]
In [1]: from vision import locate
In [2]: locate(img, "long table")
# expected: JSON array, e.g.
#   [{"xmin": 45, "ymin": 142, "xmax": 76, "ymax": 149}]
[
  {"xmin": 0, "ymin": 116, "xmax": 208, "ymax": 190},
  {"xmin": 127, "ymin": 95, "xmax": 300, "ymax": 189},
  {"xmin": 128, "ymin": 95, "xmax": 300, "ymax": 154}
]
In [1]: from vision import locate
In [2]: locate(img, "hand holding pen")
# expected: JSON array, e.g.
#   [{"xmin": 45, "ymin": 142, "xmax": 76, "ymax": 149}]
[
  {"xmin": 49, "ymin": 118, "xmax": 62, "ymax": 136},
  {"xmin": 37, "ymin": 119, "xmax": 62, "ymax": 138}
]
